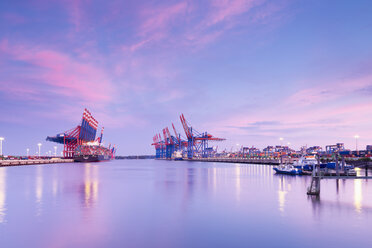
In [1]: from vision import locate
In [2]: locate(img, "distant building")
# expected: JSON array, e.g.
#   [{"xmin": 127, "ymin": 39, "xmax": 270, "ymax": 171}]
[
  {"xmin": 242, "ymin": 147, "xmax": 260, "ymax": 156},
  {"xmin": 366, "ymin": 145, "xmax": 372, "ymax": 151},
  {"xmin": 326, "ymin": 143, "xmax": 345, "ymax": 154},
  {"xmin": 262, "ymin": 146, "xmax": 275, "ymax": 156},
  {"xmin": 306, "ymin": 146, "xmax": 322, "ymax": 154}
]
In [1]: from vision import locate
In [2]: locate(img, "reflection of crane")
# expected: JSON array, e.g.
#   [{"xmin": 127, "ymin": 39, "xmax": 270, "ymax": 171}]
[{"xmin": 179, "ymin": 114, "xmax": 225, "ymax": 158}]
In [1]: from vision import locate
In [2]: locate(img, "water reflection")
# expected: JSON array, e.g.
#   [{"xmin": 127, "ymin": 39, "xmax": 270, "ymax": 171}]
[
  {"xmin": 2, "ymin": 161, "xmax": 372, "ymax": 248},
  {"xmin": 35, "ymin": 166, "xmax": 43, "ymax": 216},
  {"xmin": 354, "ymin": 179, "xmax": 362, "ymax": 213},
  {"xmin": 82, "ymin": 164, "xmax": 99, "ymax": 209},
  {"xmin": 52, "ymin": 166, "xmax": 58, "ymax": 197},
  {"xmin": 0, "ymin": 168, "xmax": 6, "ymax": 223},
  {"xmin": 235, "ymin": 165, "xmax": 241, "ymax": 203},
  {"xmin": 278, "ymin": 176, "xmax": 287, "ymax": 213}
]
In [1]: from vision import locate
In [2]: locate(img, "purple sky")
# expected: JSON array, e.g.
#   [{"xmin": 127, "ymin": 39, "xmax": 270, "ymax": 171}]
[{"xmin": 1, "ymin": 0, "xmax": 372, "ymax": 155}]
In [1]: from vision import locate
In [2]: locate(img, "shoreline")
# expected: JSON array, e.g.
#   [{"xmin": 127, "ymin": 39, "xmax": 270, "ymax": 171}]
[{"xmin": 0, "ymin": 158, "xmax": 74, "ymax": 167}]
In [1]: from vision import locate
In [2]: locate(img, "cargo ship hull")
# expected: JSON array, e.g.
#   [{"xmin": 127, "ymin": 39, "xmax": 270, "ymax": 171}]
[{"xmin": 73, "ymin": 154, "xmax": 111, "ymax": 162}]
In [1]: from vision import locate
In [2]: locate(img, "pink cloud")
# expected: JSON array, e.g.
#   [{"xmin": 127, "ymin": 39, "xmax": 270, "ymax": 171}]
[
  {"xmin": 139, "ymin": 2, "xmax": 189, "ymax": 37},
  {"xmin": 123, "ymin": 0, "xmax": 288, "ymax": 51},
  {"xmin": 205, "ymin": 0, "xmax": 261, "ymax": 27},
  {"xmin": 286, "ymin": 74, "xmax": 372, "ymax": 106},
  {"xmin": 0, "ymin": 41, "xmax": 114, "ymax": 104},
  {"xmin": 206, "ymin": 72, "xmax": 372, "ymax": 148}
]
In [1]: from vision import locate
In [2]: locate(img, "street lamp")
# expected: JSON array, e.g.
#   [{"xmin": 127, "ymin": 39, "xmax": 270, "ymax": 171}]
[
  {"xmin": 27, "ymin": 148, "xmax": 30, "ymax": 157},
  {"xmin": 0, "ymin": 137, "xmax": 4, "ymax": 156},
  {"xmin": 354, "ymin": 135, "xmax": 360, "ymax": 155},
  {"xmin": 37, "ymin": 143, "xmax": 42, "ymax": 158},
  {"xmin": 54, "ymin": 146, "xmax": 57, "ymax": 157},
  {"xmin": 279, "ymin": 137, "xmax": 284, "ymax": 146}
]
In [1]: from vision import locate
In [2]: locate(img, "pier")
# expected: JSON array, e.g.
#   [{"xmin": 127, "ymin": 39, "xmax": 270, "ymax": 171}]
[
  {"xmin": 0, "ymin": 158, "xmax": 73, "ymax": 167},
  {"xmin": 186, "ymin": 157, "xmax": 281, "ymax": 165},
  {"xmin": 176, "ymin": 156, "xmax": 296, "ymax": 165},
  {"xmin": 307, "ymin": 156, "xmax": 372, "ymax": 195}
]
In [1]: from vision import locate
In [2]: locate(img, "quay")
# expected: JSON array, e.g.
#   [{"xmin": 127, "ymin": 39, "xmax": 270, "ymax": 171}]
[
  {"xmin": 0, "ymin": 158, "xmax": 74, "ymax": 167},
  {"xmin": 182, "ymin": 157, "xmax": 295, "ymax": 165}
]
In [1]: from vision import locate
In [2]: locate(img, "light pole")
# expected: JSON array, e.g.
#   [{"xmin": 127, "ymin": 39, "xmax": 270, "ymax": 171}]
[
  {"xmin": 27, "ymin": 148, "xmax": 30, "ymax": 157},
  {"xmin": 354, "ymin": 135, "xmax": 360, "ymax": 155},
  {"xmin": 38, "ymin": 143, "xmax": 42, "ymax": 158},
  {"xmin": 0, "ymin": 137, "xmax": 4, "ymax": 156},
  {"xmin": 54, "ymin": 146, "xmax": 57, "ymax": 157},
  {"xmin": 279, "ymin": 137, "xmax": 283, "ymax": 146}
]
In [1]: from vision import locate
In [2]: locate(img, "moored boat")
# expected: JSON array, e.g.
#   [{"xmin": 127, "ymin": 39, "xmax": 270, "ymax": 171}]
[
  {"xmin": 173, "ymin": 151, "xmax": 183, "ymax": 160},
  {"xmin": 73, "ymin": 142, "xmax": 114, "ymax": 162},
  {"xmin": 274, "ymin": 164, "xmax": 303, "ymax": 175}
]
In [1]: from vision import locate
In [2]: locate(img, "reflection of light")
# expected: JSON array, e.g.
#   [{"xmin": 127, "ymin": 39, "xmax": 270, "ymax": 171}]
[
  {"xmin": 278, "ymin": 178, "xmax": 287, "ymax": 213},
  {"xmin": 354, "ymin": 180, "xmax": 362, "ymax": 213},
  {"xmin": 278, "ymin": 190, "xmax": 287, "ymax": 213},
  {"xmin": 35, "ymin": 166, "xmax": 43, "ymax": 216},
  {"xmin": 52, "ymin": 166, "xmax": 58, "ymax": 197},
  {"xmin": 84, "ymin": 165, "xmax": 99, "ymax": 207},
  {"xmin": 235, "ymin": 165, "xmax": 241, "ymax": 202},
  {"xmin": 0, "ymin": 168, "xmax": 6, "ymax": 223},
  {"xmin": 36, "ymin": 166, "xmax": 43, "ymax": 203},
  {"xmin": 213, "ymin": 167, "xmax": 217, "ymax": 194},
  {"xmin": 52, "ymin": 180, "xmax": 58, "ymax": 197}
]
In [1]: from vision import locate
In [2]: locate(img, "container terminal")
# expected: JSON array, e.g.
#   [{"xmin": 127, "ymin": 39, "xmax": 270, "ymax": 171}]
[
  {"xmin": 46, "ymin": 108, "xmax": 116, "ymax": 162},
  {"xmin": 152, "ymin": 114, "xmax": 372, "ymax": 164},
  {"xmin": 0, "ymin": 109, "xmax": 116, "ymax": 167}
]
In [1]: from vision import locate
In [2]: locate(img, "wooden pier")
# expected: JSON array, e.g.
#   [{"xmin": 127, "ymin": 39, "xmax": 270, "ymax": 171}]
[
  {"xmin": 0, "ymin": 158, "xmax": 74, "ymax": 167},
  {"xmin": 307, "ymin": 155, "xmax": 372, "ymax": 195}
]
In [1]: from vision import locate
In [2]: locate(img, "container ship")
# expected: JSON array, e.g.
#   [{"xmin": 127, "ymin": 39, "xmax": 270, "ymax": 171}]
[
  {"xmin": 73, "ymin": 142, "xmax": 114, "ymax": 162},
  {"xmin": 46, "ymin": 109, "xmax": 116, "ymax": 162}
]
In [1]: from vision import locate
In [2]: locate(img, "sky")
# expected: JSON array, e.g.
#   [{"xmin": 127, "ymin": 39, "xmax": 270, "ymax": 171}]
[{"xmin": 1, "ymin": 0, "xmax": 372, "ymax": 156}]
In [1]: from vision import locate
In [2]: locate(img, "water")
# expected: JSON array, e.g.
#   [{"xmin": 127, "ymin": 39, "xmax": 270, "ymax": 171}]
[{"xmin": 0, "ymin": 160, "xmax": 371, "ymax": 248}]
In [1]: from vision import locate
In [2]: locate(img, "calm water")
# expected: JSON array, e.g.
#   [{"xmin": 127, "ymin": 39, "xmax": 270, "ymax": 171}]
[{"xmin": 0, "ymin": 159, "xmax": 371, "ymax": 248}]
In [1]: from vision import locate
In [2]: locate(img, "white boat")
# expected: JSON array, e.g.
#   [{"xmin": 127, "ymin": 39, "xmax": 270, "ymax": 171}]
[
  {"xmin": 294, "ymin": 155, "xmax": 317, "ymax": 166},
  {"xmin": 273, "ymin": 164, "xmax": 302, "ymax": 175},
  {"xmin": 173, "ymin": 151, "xmax": 183, "ymax": 160}
]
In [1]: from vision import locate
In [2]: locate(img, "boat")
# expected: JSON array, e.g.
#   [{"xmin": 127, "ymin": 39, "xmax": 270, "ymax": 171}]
[
  {"xmin": 293, "ymin": 155, "xmax": 318, "ymax": 171},
  {"xmin": 274, "ymin": 164, "xmax": 303, "ymax": 175},
  {"xmin": 325, "ymin": 162, "xmax": 354, "ymax": 170},
  {"xmin": 73, "ymin": 142, "xmax": 114, "ymax": 162},
  {"xmin": 173, "ymin": 151, "xmax": 183, "ymax": 160}
]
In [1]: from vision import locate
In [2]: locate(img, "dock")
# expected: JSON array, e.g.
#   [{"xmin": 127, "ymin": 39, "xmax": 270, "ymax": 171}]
[
  {"xmin": 184, "ymin": 157, "xmax": 282, "ymax": 165},
  {"xmin": 0, "ymin": 158, "xmax": 74, "ymax": 167}
]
